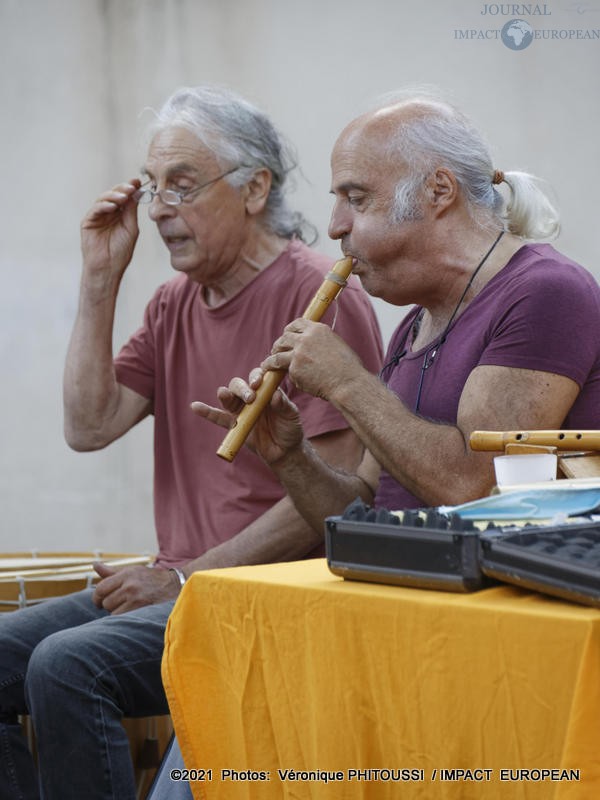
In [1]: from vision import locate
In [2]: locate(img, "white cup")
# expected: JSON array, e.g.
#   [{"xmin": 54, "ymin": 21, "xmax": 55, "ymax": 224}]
[{"xmin": 493, "ymin": 453, "xmax": 558, "ymax": 487}]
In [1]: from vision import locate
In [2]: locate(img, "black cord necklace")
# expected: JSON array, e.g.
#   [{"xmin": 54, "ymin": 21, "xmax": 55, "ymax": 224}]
[{"xmin": 379, "ymin": 228, "xmax": 505, "ymax": 412}]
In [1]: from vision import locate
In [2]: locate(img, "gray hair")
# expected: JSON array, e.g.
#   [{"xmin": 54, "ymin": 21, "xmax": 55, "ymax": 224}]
[
  {"xmin": 149, "ymin": 86, "xmax": 315, "ymax": 242},
  {"xmin": 387, "ymin": 99, "xmax": 560, "ymax": 240}
]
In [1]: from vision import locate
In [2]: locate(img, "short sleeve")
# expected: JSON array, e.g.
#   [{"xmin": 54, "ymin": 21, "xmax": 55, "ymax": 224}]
[
  {"xmin": 114, "ymin": 285, "xmax": 166, "ymax": 401},
  {"xmin": 479, "ymin": 265, "xmax": 600, "ymax": 387}
]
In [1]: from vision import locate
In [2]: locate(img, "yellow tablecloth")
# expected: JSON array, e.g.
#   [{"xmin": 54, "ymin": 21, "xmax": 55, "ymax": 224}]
[{"xmin": 162, "ymin": 559, "xmax": 600, "ymax": 799}]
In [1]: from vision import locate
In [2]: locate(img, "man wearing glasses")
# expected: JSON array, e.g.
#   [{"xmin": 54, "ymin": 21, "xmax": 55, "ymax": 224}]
[{"xmin": 0, "ymin": 86, "xmax": 382, "ymax": 799}]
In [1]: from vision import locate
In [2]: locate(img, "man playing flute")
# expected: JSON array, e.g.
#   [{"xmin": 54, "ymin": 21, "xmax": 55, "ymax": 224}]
[
  {"xmin": 197, "ymin": 90, "xmax": 600, "ymax": 526},
  {"xmin": 0, "ymin": 86, "xmax": 382, "ymax": 800}
]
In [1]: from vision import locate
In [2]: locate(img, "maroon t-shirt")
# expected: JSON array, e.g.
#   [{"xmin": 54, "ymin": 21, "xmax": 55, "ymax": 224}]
[
  {"xmin": 115, "ymin": 240, "xmax": 383, "ymax": 566},
  {"xmin": 375, "ymin": 244, "xmax": 600, "ymax": 511}
]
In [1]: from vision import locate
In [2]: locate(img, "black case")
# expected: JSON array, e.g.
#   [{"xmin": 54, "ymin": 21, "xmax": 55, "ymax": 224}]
[
  {"xmin": 325, "ymin": 499, "xmax": 600, "ymax": 605},
  {"xmin": 479, "ymin": 523, "xmax": 600, "ymax": 608},
  {"xmin": 325, "ymin": 514, "xmax": 494, "ymax": 593}
]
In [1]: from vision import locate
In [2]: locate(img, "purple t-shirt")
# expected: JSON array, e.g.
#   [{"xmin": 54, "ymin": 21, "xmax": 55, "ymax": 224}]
[
  {"xmin": 375, "ymin": 244, "xmax": 600, "ymax": 511},
  {"xmin": 114, "ymin": 239, "xmax": 383, "ymax": 566}
]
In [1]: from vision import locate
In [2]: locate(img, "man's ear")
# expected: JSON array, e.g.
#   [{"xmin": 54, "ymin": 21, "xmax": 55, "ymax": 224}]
[
  {"xmin": 242, "ymin": 168, "xmax": 272, "ymax": 216},
  {"xmin": 423, "ymin": 168, "xmax": 458, "ymax": 216}
]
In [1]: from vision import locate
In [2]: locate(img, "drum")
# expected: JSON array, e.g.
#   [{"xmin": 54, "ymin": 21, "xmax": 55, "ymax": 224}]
[
  {"xmin": 0, "ymin": 551, "xmax": 172, "ymax": 799},
  {"xmin": 0, "ymin": 551, "xmax": 152, "ymax": 609}
]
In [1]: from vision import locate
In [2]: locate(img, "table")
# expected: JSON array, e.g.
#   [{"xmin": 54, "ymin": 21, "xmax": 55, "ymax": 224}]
[{"xmin": 162, "ymin": 559, "xmax": 600, "ymax": 799}]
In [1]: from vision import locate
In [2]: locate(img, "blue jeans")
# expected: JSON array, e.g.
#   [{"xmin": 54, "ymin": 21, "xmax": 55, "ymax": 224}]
[
  {"xmin": 146, "ymin": 736, "xmax": 192, "ymax": 800},
  {"xmin": 0, "ymin": 590, "xmax": 174, "ymax": 800}
]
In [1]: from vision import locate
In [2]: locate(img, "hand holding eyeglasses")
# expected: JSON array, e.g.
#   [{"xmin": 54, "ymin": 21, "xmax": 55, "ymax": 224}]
[
  {"xmin": 80, "ymin": 178, "xmax": 142, "ymax": 283},
  {"xmin": 79, "ymin": 165, "xmax": 242, "ymax": 285}
]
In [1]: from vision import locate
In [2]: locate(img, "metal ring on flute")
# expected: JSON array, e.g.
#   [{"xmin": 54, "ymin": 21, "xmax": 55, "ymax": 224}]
[{"xmin": 324, "ymin": 271, "xmax": 348, "ymax": 287}]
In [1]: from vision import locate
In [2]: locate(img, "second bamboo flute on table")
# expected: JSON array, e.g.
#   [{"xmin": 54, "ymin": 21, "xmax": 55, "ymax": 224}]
[
  {"xmin": 470, "ymin": 430, "xmax": 600, "ymax": 451},
  {"xmin": 216, "ymin": 256, "xmax": 355, "ymax": 462}
]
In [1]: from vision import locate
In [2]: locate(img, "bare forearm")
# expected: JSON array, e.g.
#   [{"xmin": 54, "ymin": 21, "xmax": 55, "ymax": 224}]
[
  {"xmin": 260, "ymin": 321, "xmax": 480, "ymax": 507},
  {"xmin": 182, "ymin": 494, "xmax": 327, "ymax": 573},
  {"xmin": 181, "ymin": 436, "xmax": 373, "ymax": 574},
  {"xmin": 63, "ymin": 274, "xmax": 123, "ymax": 450},
  {"xmin": 262, "ymin": 320, "xmax": 582, "ymax": 509},
  {"xmin": 328, "ymin": 371, "xmax": 490, "ymax": 506},
  {"xmin": 327, "ymin": 364, "xmax": 578, "ymax": 507},
  {"xmin": 268, "ymin": 439, "xmax": 374, "ymax": 534},
  {"xmin": 66, "ymin": 179, "xmax": 145, "ymax": 450}
]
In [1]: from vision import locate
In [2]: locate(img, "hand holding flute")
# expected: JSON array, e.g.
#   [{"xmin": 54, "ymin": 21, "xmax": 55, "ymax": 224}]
[{"xmin": 215, "ymin": 257, "xmax": 355, "ymax": 461}]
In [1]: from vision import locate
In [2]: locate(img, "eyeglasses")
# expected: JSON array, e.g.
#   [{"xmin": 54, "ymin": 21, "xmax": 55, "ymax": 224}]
[{"xmin": 135, "ymin": 166, "xmax": 241, "ymax": 206}]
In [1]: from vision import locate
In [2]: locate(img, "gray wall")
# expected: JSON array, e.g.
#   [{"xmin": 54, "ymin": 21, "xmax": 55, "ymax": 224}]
[{"xmin": 1, "ymin": 0, "xmax": 598, "ymax": 555}]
